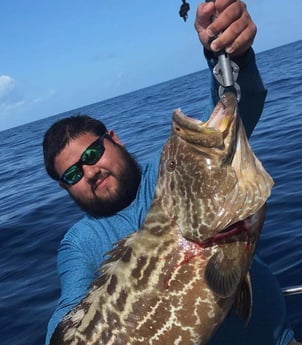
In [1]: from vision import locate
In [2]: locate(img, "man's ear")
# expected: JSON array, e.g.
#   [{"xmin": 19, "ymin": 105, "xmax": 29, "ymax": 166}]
[{"xmin": 108, "ymin": 130, "xmax": 123, "ymax": 146}]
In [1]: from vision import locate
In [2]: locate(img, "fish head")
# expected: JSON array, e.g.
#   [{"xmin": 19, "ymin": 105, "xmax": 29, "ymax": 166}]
[{"xmin": 156, "ymin": 92, "xmax": 273, "ymax": 242}]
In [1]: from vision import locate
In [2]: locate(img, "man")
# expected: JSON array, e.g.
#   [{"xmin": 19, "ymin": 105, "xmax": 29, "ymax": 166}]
[{"xmin": 43, "ymin": 1, "xmax": 300, "ymax": 344}]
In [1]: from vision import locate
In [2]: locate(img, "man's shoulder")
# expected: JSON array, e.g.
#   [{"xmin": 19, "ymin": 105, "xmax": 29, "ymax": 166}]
[
  {"xmin": 58, "ymin": 214, "xmax": 117, "ymax": 264},
  {"xmin": 62, "ymin": 211, "xmax": 138, "ymax": 251},
  {"xmin": 62, "ymin": 215, "xmax": 108, "ymax": 246}
]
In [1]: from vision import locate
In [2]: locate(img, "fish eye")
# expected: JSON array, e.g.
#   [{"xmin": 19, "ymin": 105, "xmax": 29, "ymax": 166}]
[{"xmin": 166, "ymin": 159, "xmax": 176, "ymax": 172}]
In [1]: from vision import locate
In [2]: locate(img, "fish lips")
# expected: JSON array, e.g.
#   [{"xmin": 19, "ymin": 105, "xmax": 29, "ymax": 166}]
[{"xmin": 172, "ymin": 93, "xmax": 237, "ymax": 150}]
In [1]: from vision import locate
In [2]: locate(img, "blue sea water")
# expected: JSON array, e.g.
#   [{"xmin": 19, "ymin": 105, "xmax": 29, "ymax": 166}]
[{"xmin": 0, "ymin": 40, "xmax": 301, "ymax": 345}]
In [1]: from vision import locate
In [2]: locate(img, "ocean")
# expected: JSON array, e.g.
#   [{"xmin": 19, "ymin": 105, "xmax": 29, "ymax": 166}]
[{"xmin": 0, "ymin": 40, "xmax": 301, "ymax": 345}]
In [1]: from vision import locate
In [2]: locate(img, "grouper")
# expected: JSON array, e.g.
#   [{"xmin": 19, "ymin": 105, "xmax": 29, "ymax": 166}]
[{"xmin": 50, "ymin": 92, "xmax": 274, "ymax": 345}]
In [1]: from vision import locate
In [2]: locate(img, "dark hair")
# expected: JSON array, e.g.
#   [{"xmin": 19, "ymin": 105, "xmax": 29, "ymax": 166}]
[{"xmin": 42, "ymin": 115, "xmax": 107, "ymax": 180}]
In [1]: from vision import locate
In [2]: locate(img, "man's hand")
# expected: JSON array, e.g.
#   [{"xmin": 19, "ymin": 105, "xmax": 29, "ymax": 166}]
[{"xmin": 195, "ymin": 0, "xmax": 256, "ymax": 57}]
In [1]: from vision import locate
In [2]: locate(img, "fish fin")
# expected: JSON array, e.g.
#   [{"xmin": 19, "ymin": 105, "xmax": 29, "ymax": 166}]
[
  {"xmin": 205, "ymin": 251, "xmax": 241, "ymax": 298},
  {"xmin": 234, "ymin": 273, "xmax": 253, "ymax": 325}
]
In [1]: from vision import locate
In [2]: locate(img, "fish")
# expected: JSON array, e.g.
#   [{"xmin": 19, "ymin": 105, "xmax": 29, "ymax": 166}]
[{"xmin": 50, "ymin": 92, "xmax": 273, "ymax": 345}]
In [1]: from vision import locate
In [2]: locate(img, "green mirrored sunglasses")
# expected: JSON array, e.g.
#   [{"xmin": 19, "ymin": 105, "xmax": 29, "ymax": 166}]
[{"xmin": 60, "ymin": 134, "xmax": 106, "ymax": 186}]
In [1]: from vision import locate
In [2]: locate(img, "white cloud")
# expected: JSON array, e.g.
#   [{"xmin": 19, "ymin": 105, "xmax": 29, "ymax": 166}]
[
  {"xmin": 0, "ymin": 75, "xmax": 61, "ymax": 130},
  {"xmin": 0, "ymin": 75, "xmax": 25, "ymax": 130},
  {"xmin": 0, "ymin": 75, "xmax": 23, "ymax": 105}
]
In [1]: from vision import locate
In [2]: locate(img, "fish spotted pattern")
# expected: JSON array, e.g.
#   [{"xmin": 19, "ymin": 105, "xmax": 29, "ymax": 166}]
[{"xmin": 50, "ymin": 92, "xmax": 273, "ymax": 345}]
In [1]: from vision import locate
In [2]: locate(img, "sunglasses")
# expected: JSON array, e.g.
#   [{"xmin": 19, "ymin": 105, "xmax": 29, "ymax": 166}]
[{"xmin": 60, "ymin": 134, "xmax": 106, "ymax": 186}]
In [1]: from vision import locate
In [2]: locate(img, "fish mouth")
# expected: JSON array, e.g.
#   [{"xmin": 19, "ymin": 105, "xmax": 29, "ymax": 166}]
[{"xmin": 172, "ymin": 92, "xmax": 237, "ymax": 148}]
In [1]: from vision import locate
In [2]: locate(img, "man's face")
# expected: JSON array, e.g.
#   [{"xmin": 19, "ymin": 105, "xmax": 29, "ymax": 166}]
[{"xmin": 54, "ymin": 132, "xmax": 141, "ymax": 217}]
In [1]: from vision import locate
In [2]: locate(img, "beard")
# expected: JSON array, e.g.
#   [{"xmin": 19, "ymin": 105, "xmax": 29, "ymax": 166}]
[{"xmin": 70, "ymin": 145, "xmax": 142, "ymax": 218}]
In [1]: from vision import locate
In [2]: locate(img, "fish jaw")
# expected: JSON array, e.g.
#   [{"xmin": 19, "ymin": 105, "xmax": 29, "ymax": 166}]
[
  {"xmin": 157, "ymin": 92, "xmax": 273, "ymax": 242},
  {"xmin": 171, "ymin": 92, "xmax": 237, "ymax": 153}
]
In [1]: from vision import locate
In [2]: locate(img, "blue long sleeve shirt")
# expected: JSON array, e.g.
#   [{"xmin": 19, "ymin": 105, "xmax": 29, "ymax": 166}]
[{"xmin": 45, "ymin": 49, "xmax": 294, "ymax": 345}]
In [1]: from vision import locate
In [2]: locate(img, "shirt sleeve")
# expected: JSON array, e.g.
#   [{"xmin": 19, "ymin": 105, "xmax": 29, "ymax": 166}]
[
  {"xmin": 204, "ymin": 47, "xmax": 267, "ymax": 138},
  {"xmin": 44, "ymin": 223, "xmax": 103, "ymax": 345}
]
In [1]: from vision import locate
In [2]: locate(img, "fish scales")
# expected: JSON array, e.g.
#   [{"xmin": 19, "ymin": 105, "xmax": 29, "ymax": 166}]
[{"xmin": 50, "ymin": 92, "xmax": 273, "ymax": 345}]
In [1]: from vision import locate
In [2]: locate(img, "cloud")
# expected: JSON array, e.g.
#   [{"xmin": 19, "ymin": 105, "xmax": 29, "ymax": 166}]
[
  {"xmin": 0, "ymin": 75, "xmax": 25, "ymax": 129},
  {"xmin": 0, "ymin": 76, "xmax": 27, "ymax": 130},
  {"xmin": 0, "ymin": 75, "xmax": 24, "ymax": 106},
  {"xmin": 0, "ymin": 78, "xmax": 60, "ymax": 131}
]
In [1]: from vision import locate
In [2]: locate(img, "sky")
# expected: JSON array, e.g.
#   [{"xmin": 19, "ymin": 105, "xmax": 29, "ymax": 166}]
[{"xmin": 1, "ymin": 0, "xmax": 301, "ymax": 132}]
